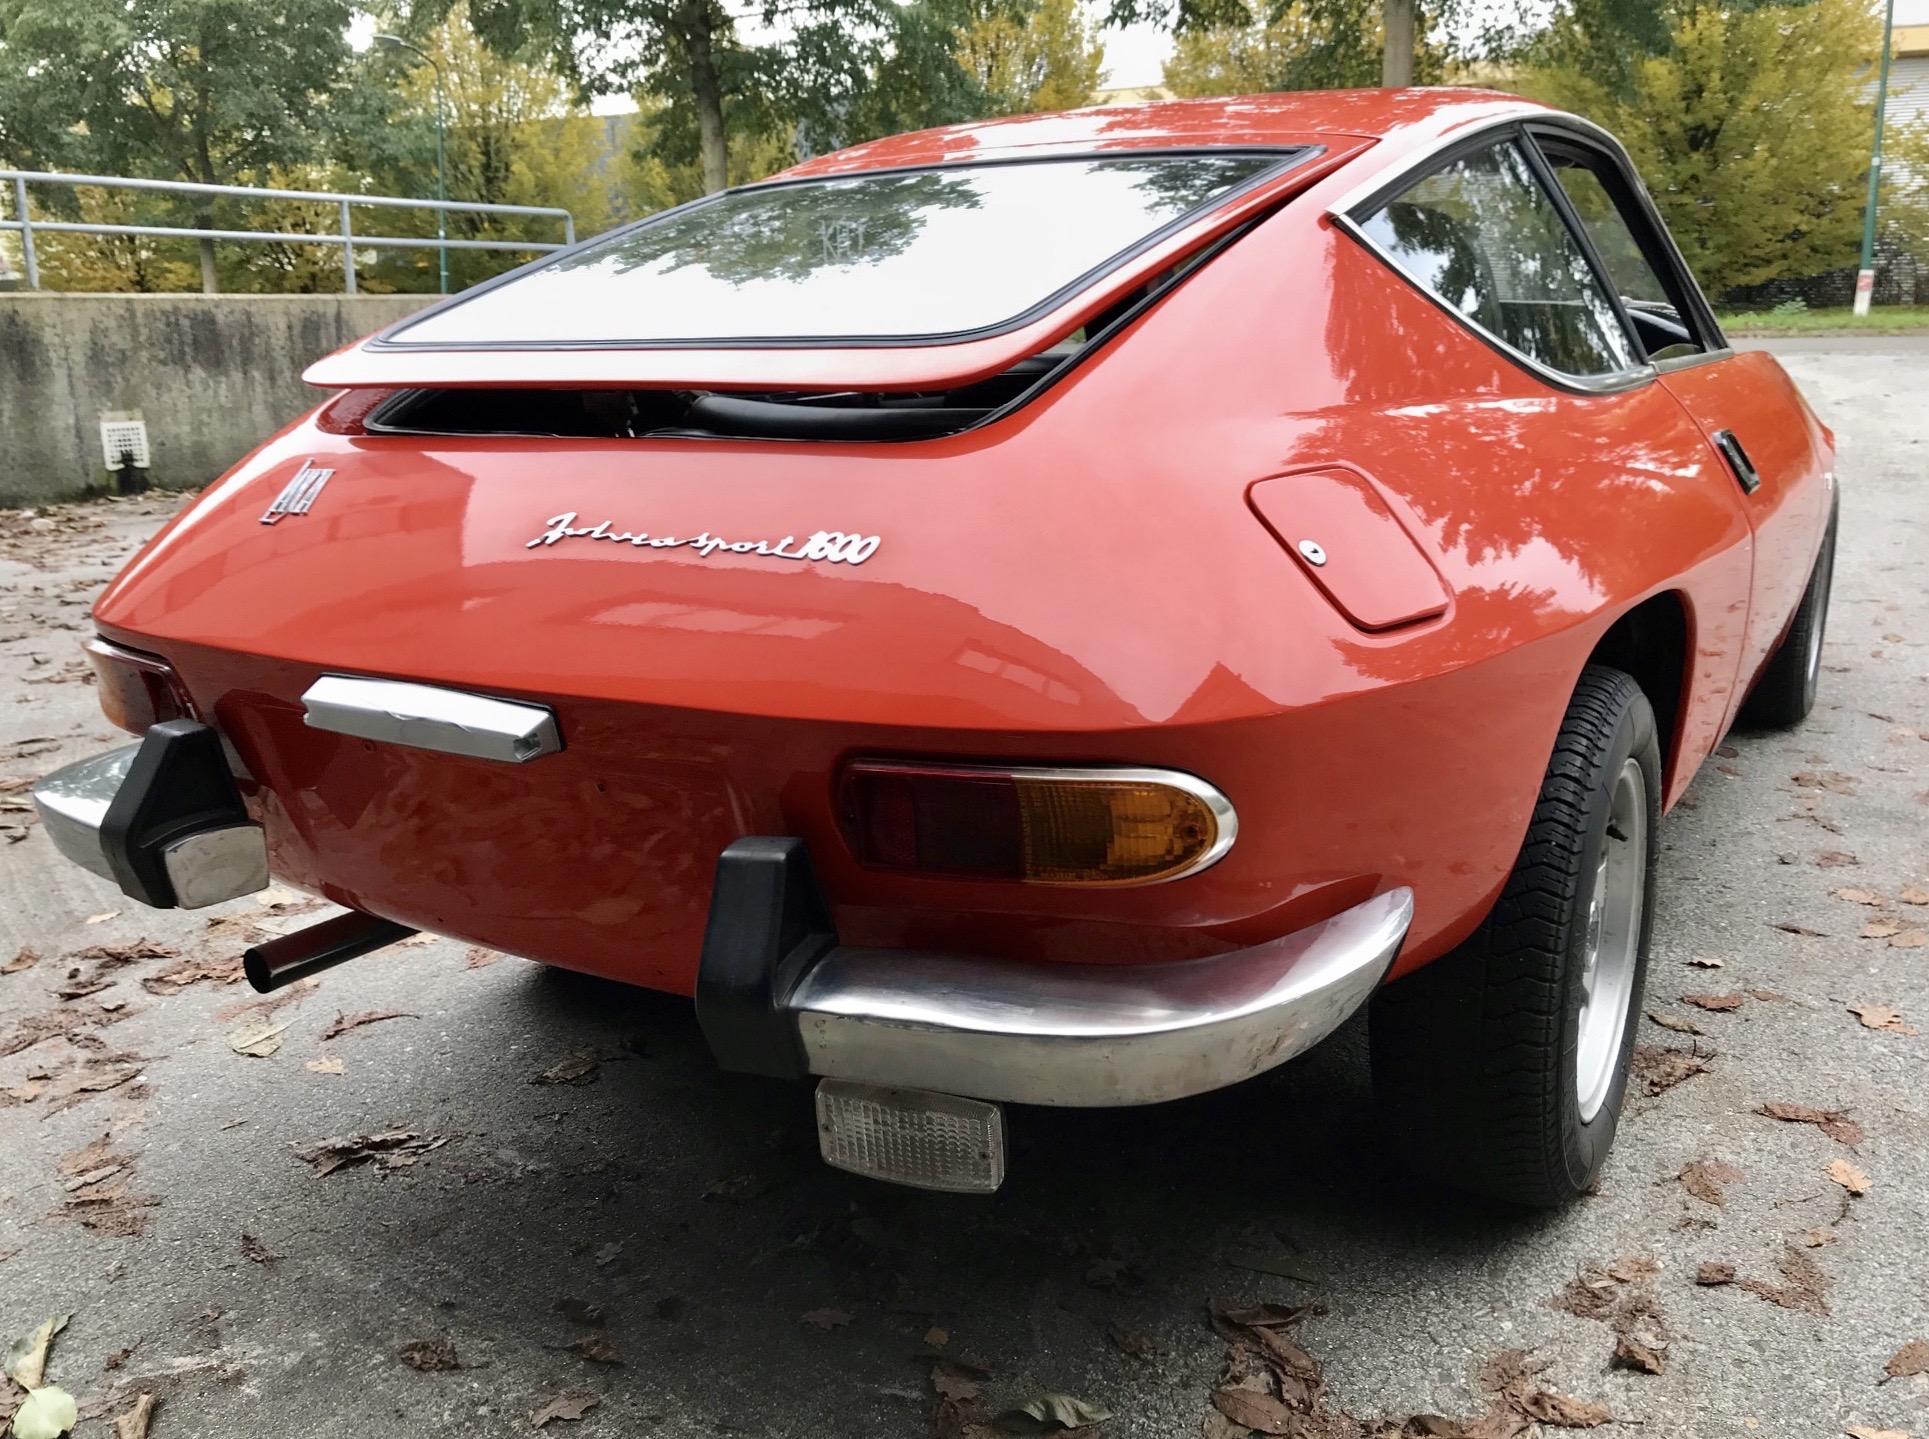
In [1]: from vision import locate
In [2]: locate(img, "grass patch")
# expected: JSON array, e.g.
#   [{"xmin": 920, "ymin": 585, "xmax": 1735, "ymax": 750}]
[{"xmin": 1719, "ymin": 305, "xmax": 1929, "ymax": 336}]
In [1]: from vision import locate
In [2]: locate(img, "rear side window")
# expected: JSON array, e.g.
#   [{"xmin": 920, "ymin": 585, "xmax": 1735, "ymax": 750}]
[
  {"xmin": 1357, "ymin": 140, "xmax": 1640, "ymax": 380},
  {"xmin": 388, "ymin": 153, "xmax": 1298, "ymax": 349}
]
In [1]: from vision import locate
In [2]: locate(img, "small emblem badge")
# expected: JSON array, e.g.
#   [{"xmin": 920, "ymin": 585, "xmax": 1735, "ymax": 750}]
[{"xmin": 260, "ymin": 459, "xmax": 334, "ymax": 525}]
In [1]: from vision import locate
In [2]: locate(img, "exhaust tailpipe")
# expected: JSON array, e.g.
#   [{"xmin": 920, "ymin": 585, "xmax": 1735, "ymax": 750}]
[{"xmin": 244, "ymin": 910, "xmax": 417, "ymax": 993}]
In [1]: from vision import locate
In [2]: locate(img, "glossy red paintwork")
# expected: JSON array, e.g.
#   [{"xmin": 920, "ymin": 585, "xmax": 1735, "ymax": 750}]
[{"xmin": 93, "ymin": 91, "xmax": 1834, "ymax": 994}]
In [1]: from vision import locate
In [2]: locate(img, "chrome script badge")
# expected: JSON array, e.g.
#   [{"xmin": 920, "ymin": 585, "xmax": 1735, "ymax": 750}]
[
  {"xmin": 260, "ymin": 459, "xmax": 334, "ymax": 525},
  {"xmin": 527, "ymin": 511, "xmax": 880, "ymax": 565}
]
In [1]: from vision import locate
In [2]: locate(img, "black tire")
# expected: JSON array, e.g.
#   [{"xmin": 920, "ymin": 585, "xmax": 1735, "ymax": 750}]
[
  {"xmin": 1370, "ymin": 666, "xmax": 1661, "ymax": 1206},
  {"xmin": 1737, "ymin": 501, "xmax": 1837, "ymax": 730}
]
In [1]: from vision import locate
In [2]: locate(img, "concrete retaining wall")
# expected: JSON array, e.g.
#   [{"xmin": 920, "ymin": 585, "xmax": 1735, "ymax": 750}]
[{"xmin": 0, "ymin": 294, "xmax": 437, "ymax": 505}]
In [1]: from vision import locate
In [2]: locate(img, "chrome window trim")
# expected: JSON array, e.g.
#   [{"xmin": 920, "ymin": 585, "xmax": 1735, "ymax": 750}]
[
  {"xmin": 1326, "ymin": 117, "xmax": 1659, "ymax": 397},
  {"xmin": 1652, "ymin": 346, "xmax": 1737, "ymax": 375},
  {"xmin": 847, "ymin": 759, "xmax": 1238, "ymax": 885},
  {"xmin": 1328, "ymin": 208, "xmax": 1657, "ymax": 398}
]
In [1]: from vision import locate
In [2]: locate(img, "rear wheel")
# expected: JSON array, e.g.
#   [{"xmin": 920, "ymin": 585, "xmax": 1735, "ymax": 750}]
[
  {"xmin": 1370, "ymin": 666, "xmax": 1660, "ymax": 1206},
  {"xmin": 1738, "ymin": 501, "xmax": 1837, "ymax": 730}
]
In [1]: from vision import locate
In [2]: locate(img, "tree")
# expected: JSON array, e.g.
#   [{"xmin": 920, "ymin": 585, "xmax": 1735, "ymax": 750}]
[
  {"xmin": 354, "ymin": 4, "xmax": 613, "ymax": 290},
  {"xmin": 0, "ymin": 0, "xmax": 355, "ymax": 290},
  {"xmin": 453, "ymin": 0, "xmax": 889, "ymax": 194},
  {"xmin": 1518, "ymin": 0, "xmax": 1924, "ymax": 295},
  {"xmin": 954, "ymin": 0, "xmax": 1105, "ymax": 114},
  {"xmin": 1162, "ymin": 0, "xmax": 1446, "ymax": 95}
]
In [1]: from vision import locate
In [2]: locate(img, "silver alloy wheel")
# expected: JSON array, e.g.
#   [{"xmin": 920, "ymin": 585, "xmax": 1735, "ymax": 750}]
[{"xmin": 1575, "ymin": 758, "xmax": 1647, "ymax": 1124}]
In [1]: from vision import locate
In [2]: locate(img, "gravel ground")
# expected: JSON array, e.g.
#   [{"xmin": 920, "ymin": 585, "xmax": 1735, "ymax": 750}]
[{"xmin": 1, "ymin": 346, "xmax": 1925, "ymax": 1439}]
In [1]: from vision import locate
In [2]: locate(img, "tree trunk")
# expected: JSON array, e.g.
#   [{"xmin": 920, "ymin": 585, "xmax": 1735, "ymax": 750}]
[
  {"xmin": 198, "ymin": 232, "xmax": 218, "ymax": 294},
  {"xmin": 1382, "ymin": 0, "xmax": 1415, "ymax": 87},
  {"xmin": 683, "ymin": 2, "xmax": 729, "ymax": 195}
]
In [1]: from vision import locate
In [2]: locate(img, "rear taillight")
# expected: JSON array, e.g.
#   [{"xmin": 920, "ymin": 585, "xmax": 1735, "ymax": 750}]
[
  {"xmin": 838, "ymin": 761, "xmax": 1235, "ymax": 886},
  {"xmin": 84, "ymin": 636, "xmax": 195, "ymax": 734}
]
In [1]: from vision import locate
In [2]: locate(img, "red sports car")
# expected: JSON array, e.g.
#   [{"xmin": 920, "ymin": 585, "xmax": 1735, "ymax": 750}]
[{"xmin": 35, "ymin": 90, "xmax": 1836, "ymax": 1203}]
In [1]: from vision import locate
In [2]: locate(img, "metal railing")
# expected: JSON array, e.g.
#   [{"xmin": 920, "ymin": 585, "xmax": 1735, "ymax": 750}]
[{"xmin": 0, "ymin": 169, "xmax": 575, "ymax": 294}]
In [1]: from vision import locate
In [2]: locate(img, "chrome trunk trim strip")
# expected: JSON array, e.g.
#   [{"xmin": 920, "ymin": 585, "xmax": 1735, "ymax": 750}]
[{"xmin": 300, "ymin": 675, "xmax": 562, "ymax": 763}]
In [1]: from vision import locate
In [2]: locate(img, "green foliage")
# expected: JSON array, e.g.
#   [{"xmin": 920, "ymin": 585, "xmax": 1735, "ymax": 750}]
[
  {"xmin": 1164, "ymin": 0, "xmax": 1450, "ymax": 94},
  {"xmin": 955, "ymin": 0, "xmax": 1106, "ymax": 114},
  {"xmin": 1517, "ymin": 0, "xmax": 1923, "ymax": 294}
]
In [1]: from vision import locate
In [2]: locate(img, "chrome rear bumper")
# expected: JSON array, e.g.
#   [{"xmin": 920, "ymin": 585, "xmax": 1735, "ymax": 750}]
[
  {"xmin": 789, "ymin": 891, "xmax": 1410, "ymax": 1106},
  {"xmin": 697, "ymin": 838, "xmax": 1411, "ymax": 1108},
  {"xmin": 32, "ymin": 724, "xmax": 270, "ymax": 910}
]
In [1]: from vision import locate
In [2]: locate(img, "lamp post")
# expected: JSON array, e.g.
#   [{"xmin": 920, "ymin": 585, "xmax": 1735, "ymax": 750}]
[
  {"xmin": 376, "ymin": 32, "xmax": 450, "ymax": 296},
  {"xmin": 1855, "ymin": 0, "xmax": 1897, "ymax": 318}
]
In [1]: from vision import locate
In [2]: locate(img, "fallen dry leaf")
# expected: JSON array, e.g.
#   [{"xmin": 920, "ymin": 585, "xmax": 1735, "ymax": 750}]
[
  {"xmin": 533, "ymin": 1050, "xmax": 602, "ymax": 1086},
  {"xmin": 800, "ymin": 1307, "xmax": 851, "ymax": 1331},
  {"xmin": 291, "ymin": 1130, "xmax": 449, "ymax": 1177},
  {"xmin": 1884, "ymin": 1340, "xmax": 1929, "ymax": 1382},
  {"xmin": 1901, "ymin": 885, "xmax": 1929, "ymax": 905},
  {"xmin": 85, "ymin": 911, "xmax": 118, "ymax": 924},
  {"xmin": 1631, "ymin": 1045, "xmax": 1711, "ymax": 1096},
  {"xmin": 318, "ymin": 1009, "xmax": 413, "ymax": 1042},
  {"xmin": 1106, "ymin": 1322, "xmax": 1156, "ymax": 1361},
  {"xmin": 2, "ymin": 946, "xmax": 39, "ymax": 974},
  {"xmin": 240, "ymin": 1234, "xmax": 279, "ymax": 1264},
  {"xmin": 1863, "ymin": 918, "xmax": 1905, "ymax": 940},
  {"xmin": 1748, "ymin": 989, "xmax": 1787, "ymax": 1002},
  {"xmin": 1212, "ymin": 1387, "xmax": 1295, "ymax": 1434},
  {"xmin": 465, "ymin": 947, "xmax": 502, "ymax": 968},
  {"xmin": 1739, "ymin": 1246, "xmax": 1833, "ymax": 1315},
  {"xmin": 1774, "ymin": 922, "xmax": 1828, "ymax": 937},
  {"xmin": 1798, "ymin": 1227, "xmax": 1837, "ymax": 1248},
  {"xmin": 568, "ymin": 1333, "xmax": 621, "ymax": 1365},
  {"xmin": 552, "ymin": 1298, "xmax": 604, "ymax": 1327},
  {"xmin": 1817, "ymin": 851, "xmax": 1859, "ymax": 868},
  {"xmin": 1796, "ymin": 772, "xmax": 1858, "ymax": 795},
  {"xmin": 399, "ymin": 1338, "xmax": 459, "ymax": 1372},
  {"xmin": 530, "ymin": 1392, "xmax": 599, "ymax": 1428},
  {"xmin": 112, "ymin": 1392, "xmax": 157, "ymax": 1439},
  {"xmin": 226, "ymin": 1019, "xmax": 289, "ymax": 1058},
  {"xmin": 11, "ymin": 1387, "xmax": 78, "ymax": 1439},
  {"xmin": 1842, "ymin": 1428, "xmax": 1908, "ymax": 1439},
  {"xmin": 1552, "ymin": 1260, "xmax": 1670, "ymax": 1375},
  {"xmin": 1758, "ymin": 1102, "xmax": 1864, "ymax": 1145},
  {"xmin": 141, "ymin": 955, "xmax": 243, "ymax": 995},
  {"xmin": 1835, "ymin": 886, "xmax": 1885, "ymax": 906},
  {"xmin": 1850, "ymin": 1004, "xmax": 1918, "ymax": 1035},
  {"xmin": 1683, "ymin": 992, "xmax": 1745, "ymax": 1012},
  {"xmin": 998, "ymin": 1393, "xmax": 1113, "ymax": 1432},
  {"xmin": 1649, "ymin": 1011, "xmax": 1702, "ymax": 1035},
  {"xmin": 1695, "ymin": 1262, "xmax": 1735, "ymax": 1286},
  {"xmin": 1826, "ymin": 1158, "xmax": 1872, "ymax": 1196},
  {"xmin": 1678, "ymin": 1158, "xmax": 1745, "ymax": 1206},
  {"xmin": 305, "ymin": 1056, "xmax": 345, "ymax": 1075},
  {"xmin": 6, "ymin": 1314, "xmax": 69, "ymax": 1389},
  {"xmin": 1686, "ymin": 955, "xmax": 1725, "ymax": 968},
  {"xmin": 55, "ymin": 1136, "xmax": 156, "ymax": 1237},
  {"xmin": 1891, "ymin": 931, "xmax": 1928, "ymax": 949},
  {"xmin": 932, "ymin": 1360, "xmax": 982, "ymax": 1402}
]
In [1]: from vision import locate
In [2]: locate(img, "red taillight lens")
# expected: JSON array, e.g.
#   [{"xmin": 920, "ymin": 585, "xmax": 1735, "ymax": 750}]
[
  {"xmin": 84, "ymin": 636, "xmax": 194, "ymax": 734},
  {"xmin": 838, "ymin": 761, "xmax": 1234, "ymax": 887}
]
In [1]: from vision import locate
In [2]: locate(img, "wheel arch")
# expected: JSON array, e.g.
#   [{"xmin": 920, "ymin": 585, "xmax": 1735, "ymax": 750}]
[{"xmin": 1583, "ymin": 590, "xmax": 1690, "ymax": 792}]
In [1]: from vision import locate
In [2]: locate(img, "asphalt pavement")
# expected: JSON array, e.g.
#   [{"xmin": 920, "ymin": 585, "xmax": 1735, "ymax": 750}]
[{"xmin": 1, "ymin": 342, "xmax": 1926, "ymax": 1439}]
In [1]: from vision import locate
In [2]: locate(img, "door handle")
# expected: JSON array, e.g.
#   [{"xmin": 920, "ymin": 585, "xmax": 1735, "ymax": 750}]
[{"xmin": 1712, "ymin": 429, "xmax": 1760, "ymax": 495}]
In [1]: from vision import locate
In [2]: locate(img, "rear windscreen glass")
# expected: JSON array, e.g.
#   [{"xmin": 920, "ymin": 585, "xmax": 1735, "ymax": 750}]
[{"xmin": 386, "ymin": 152, "xmax": 1300, "ymax": 348}]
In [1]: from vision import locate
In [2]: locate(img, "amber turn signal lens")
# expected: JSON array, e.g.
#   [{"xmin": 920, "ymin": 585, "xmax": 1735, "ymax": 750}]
[
  {"xmin": 839, "ymin": 762, "xmax": 1234, "ymax": 886},
  {"xmin": 84, "ymin": 635, "xmax": 193, "ymax": 734}
]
